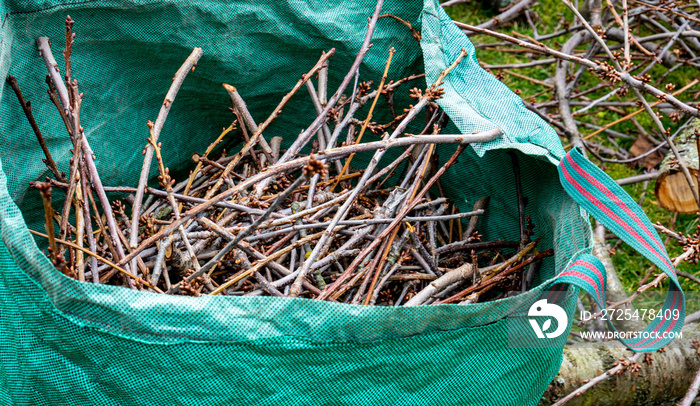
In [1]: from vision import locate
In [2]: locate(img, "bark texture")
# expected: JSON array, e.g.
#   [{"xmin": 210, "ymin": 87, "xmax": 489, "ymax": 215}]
[{"xmin": 541, "ymin": 327, "xmax": 700, "ymax": 405}]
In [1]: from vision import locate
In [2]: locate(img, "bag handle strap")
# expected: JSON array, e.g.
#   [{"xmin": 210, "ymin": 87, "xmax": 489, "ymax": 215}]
[{"xmin": 552, "ymin": 147, "xmax": 685, "ymax": 351}]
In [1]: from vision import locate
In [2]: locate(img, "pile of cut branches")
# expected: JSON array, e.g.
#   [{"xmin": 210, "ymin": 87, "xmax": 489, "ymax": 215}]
[{"xmin": 9, "ymin": 14, "xmax": 553, "ymax": 306}]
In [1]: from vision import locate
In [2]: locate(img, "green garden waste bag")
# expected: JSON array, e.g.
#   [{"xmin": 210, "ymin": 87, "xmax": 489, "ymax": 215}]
[{"xmin": 0, "ymin": 0, "xmax": 685, "ymax": 405}]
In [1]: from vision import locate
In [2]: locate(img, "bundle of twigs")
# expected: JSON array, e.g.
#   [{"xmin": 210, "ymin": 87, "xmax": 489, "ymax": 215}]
[{"xmin": 10, "ymin": 13, "xmax": 553, "ymax": 306}]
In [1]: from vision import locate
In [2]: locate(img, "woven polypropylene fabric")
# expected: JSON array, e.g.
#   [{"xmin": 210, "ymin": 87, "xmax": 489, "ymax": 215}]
[
  {"xmin": 558, "ymin": 148, "xmax": 685, "ymax": 352},
  {"xmin": 0, "ymin": 1, "xmax": 592, "ymax": 405}
]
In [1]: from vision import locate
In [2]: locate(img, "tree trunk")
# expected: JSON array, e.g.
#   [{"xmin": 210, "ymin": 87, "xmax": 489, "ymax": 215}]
[{"xmin": 541, "ymin": 326, "xmax": 700, "ymax": 405}]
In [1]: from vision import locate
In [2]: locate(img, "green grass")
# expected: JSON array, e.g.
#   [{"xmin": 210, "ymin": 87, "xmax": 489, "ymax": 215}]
[{"xmin": 445, "ymin": 0, "xmax": 700, "ymax": 298}]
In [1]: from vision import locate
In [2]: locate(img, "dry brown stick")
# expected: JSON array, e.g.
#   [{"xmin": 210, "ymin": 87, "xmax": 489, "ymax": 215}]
[
  {"xmin": 130, "ymin": 47, "xmax": 203, "ymax": 274},
  {"xmin": 181, "ymin": 123, "xmax": 235, "ymax": 200},
  {"xmin": 511, "ymin": 31, "xmax": 545, "ymax": 47},
  {"xmin": 551, "ymin": 353, "xmax": 644, "ymax": 406},
  {"xmin": 230, "ymin": 104, "xmax": 262, "ymax": 170},
  {"xmin": 208, "ymin": 49, "xmax": 334, "ymax": 200},
  {"xmin": 463, "ymin": 196, "xmax": 490, "ymax": 239},
  {"xmin": 83, "ymin": 180, "xmax": 118, "ymax": 263},
  {"xmin": 304, "ymin": 75, "xmax": 333, "ymax": 156},
  {"xmin": 378, "ymin": 14, "xmax": 421, "ymax": 42},
  {"xmin": 57, "ymin": 81, "xmax": 84, "ymax": 253},
  {"xmin": 291, "ymin": 49, "xmax": 470, "ymax": 297},
  {"xmin": 318, "ymin": 144, "xmax": 471, "ymax": 300},
  {"xmin": 74, "ymin": 174, "xmax": 85, "ymax": 281},
  {"xmin": 502, "ymin": 68, "xmax": 553, "ymax": 88},
  {"xmin": 460, "ymin": 21, "xmax": 700, "ymax": 116},
  {"xmin": 357, "ymin": 236, "xmax": 392, "ymax": 305},
  {"xmin": 5, "ymin": 75, "xmax": 65, "ymax": 182},
  {"xmin": 35, "ymin": 182, "xmax": 64, "ymax": 272},
  {"xmin": 28, "ymin": 229, "xmax": 162, "ymax": 292},
  {"xmin": 37, "ymin": 34, "xmax": 133, "ymax": 279},
  {"xmin": 435, "ymin": 240, "xmax": 539, "ymax": 304},
  {"xmin": 63, "ymin": 16, "xmax": 74, "ymax": 81},
  {"xmin": 79, "ymin": 162, "xmax": 98, "ymax": 282},
  {"xmin": 222, "ymin": 83, "xmax": 275, "ymax": 162},
  {"xmin": 54, "ymin": 67, "xmax": 86, "ymax": 251},
  {"xmin": 255, "ymin": 0, "xmax": 387, "ymax": 196},
  {"xmin": 564, "ymin": 79, "xmax": 699, "ymax": 148},
  {"xmin": 318, "ymin": 63, "xmax": 328, "ymax": 106},
  {"xmin": 66, "ymin": 77, "xmax": 85, "ymax": 279},
  {"xmin": 331, "ymin": 47, "xmax": 395, "ymax": 192},
  {"xmin": 117, "ymin": 130, "xmax": 503, "ymax": 267},
  {"xmin": 681, "ymin": 365, "xmax": 700, "ymax": 406},
  {"xmin": 365, "ymin": 141, "xmax": 435, "ymax": 303}
]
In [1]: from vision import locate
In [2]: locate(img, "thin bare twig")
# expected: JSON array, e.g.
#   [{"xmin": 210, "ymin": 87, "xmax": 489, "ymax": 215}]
[
  {"xmin": 6, "ymin": 75, "xmax": 65, "ymax": 182},
  {"xmin": 130, "ymin": 47, "xmax": 203, "ymax": 274}
]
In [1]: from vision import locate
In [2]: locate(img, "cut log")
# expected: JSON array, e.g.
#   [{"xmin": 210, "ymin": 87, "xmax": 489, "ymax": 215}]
[{"xmin": 654, "ymin": 119, "xmax": 700, "ymax": 213}]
